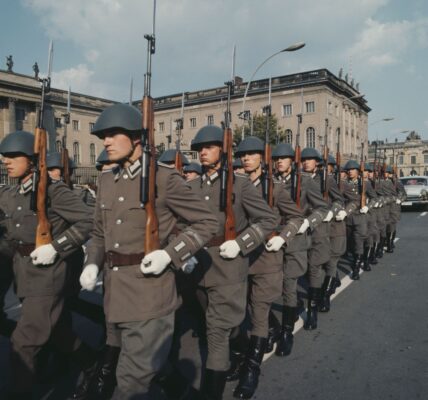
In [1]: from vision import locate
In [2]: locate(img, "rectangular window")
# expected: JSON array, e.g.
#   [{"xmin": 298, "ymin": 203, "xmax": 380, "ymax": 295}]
[
  {"xmin": 16, "ymin": 108, "xmax": 26, "ymax": 121},
  {"xmin": 190, "ymin": 117, "xmax": 197, "ymax": 128},
  {"xmin": 282, "ymin": 104, "xmax": 292, "ymax": 117},
  {"xmin": 306, "ymin": 101, "xmax": 315, "ymax": 113},
  {"xmin": 55, "ymin": 117, "xmax": 62, "ymax": 128},
  {"xmin": 389, "ymin": 157, "xmax": 394, "ymax": 165},
  {"xmin": 72, "ymin": 120, "xmax": 80, "ymax": 131},
  {"xmin": 158, "ymin": 121, "xmax": 165, "ymax": 132},
  {"xmin": 424, "ymin": 154, "xmax": 428, "ymax": 164},
  {"xmin": 89, "ymin": 122, "xmax": 95, "ymax": 132},
  {"xmin": 207, "ymin": 115, "xmax": 214, "ymax": 125},
  {"xmin": 411, "ymin": 155, "xmax": 416, "ymax": 164},
  {"xmin": 399, "ymin": 155, "xmax": 403, "ymax": 165}
]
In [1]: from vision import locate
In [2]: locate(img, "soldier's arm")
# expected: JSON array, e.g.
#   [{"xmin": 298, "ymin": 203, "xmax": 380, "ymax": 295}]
[
  {"xmin": 236, "ymin": 177, "xmax": 278, "ymax": 256},
  {"xmin": 365, "ymin": 182, "xmax": 378, "ymax": 208},
  {"xmin": 328, "ymin": 176, "xmax": 345, "ymax": 216},
  {"xmin": 305, "ymin": 177, "xmax": 329, "ymax": 229},
  {"xmin": 163, "ymin": 171, "xmax": 219, "ymax": 269}
]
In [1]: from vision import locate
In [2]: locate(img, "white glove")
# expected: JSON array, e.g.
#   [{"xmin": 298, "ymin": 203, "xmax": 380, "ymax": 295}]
[
  {"xmin": 141, "ymin": 250, "xmax": 172, "ymax": 275},
  {"xmin": 297, "ymin": 219, "xmax": 310, "ymax": 234},
  {"xmin": 80, "ymin": 264, "xmax": 99, "ymax": 291},
  {"xmin": 335, "ymin": 210, "xmax": 347, "ymax": 221},
  {"xmin": 30, "ymin": 244, "xmax": 57, "ymax": 265},
  {"xmin": 359, "ymin": 206, "xmax": 369, "ymax": 214},
  {"xmin": 181, "ymin": 256, "xmax": 198, "ymax": 274},
  {"xmin": 219, "ymin": 240, "xmax": 241, "ymax": 259},
  {"xmin": 265, "ymin": 236, "xmax": 286, "ymax": 252},
  {"xmin": 396, "ymin": 199, "xmax": 401, "ymax": 205},
  {"xmin": 323, "ymin": 210, "xmax": 334, "ymax": 222},
  {"xmin": 374, "ymin": 202, "xmax": 379, "ymax": 208}
]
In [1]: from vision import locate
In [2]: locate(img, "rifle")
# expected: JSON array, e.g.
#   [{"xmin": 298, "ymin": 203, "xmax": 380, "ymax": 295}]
[
  {"xmin": 141, "ymin": 0, "xmax": 160, "ymax": 254},
  {"xmin": 359, "ymin": 143, "xmax": 366, "ymax": 209},
  {"xmin": 61, "ymin": 86, "xmax": 72, "ymax": 189},
  {"xmin": 293, "ymin": 113, "xmax": 302, "ymax": 207},
  {"xmin": 372, "ymin": 141, "xmax": 378, "ymax": 190},
  {"xmin": 174, "ymin": 92, "xmax": 185, "ymax": 173},
  {"xmin": 33, "ymin": 41, "xmax": 53, "ymax": 248},
  {"xmin": 322, "ymin": 118, "xmax": 329, "ymax": 200},
  {"xmin": 336, "ymin": 127, "xmax": 342, "ymax": 190},
  {"xmin": 220, "ymin": 50, "xmax": 236, "ymax": 241},
  {"xmin": 392, "ymin": 147, "xmax": 398, "ymax": 189},
  {"xmin": 381, "ymin": 149, "xmax": 387, "ymax": 179},
  {"xmin": 262, "ymin": 77, "xmax": 273, "ymax": 207}
]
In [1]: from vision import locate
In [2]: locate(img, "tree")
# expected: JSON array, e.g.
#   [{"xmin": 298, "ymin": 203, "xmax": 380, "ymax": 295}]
[{"xmin": 233, "ymin": 113, "xmax": 284, "ymax": 146}]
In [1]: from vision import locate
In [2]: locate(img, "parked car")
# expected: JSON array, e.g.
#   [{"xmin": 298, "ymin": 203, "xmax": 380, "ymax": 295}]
[{"xmin": 399, "ymin": 176, "xmax": 428, "ymax": 209}]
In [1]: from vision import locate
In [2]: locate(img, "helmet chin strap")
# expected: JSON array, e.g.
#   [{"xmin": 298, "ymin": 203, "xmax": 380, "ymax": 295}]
[{"xmin": 120, "ymin": 137, "xmax": 139, "ymax": 165}]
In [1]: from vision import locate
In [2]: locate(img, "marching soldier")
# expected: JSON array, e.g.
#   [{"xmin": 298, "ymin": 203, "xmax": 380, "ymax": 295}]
[
  {"xmin": 183, "ymin": 162, "xmax": 202, "ymax": 181},
  {"xmin": 232, "ymin": 137, "xmax": 303, "ymax": 399},
  {"xmin": 187, "ymin": 125, "xmax": 277, "ymax": 399},
  {"xmin": 0, "ymin": 130, "xmax": 95, "ymax": 399},
  {"xmin": 78, "ymin": 104, "xmax": 218, "ymax": 399},
  {"xmin": 96, "ymin": 148, "xmax": 118, "ymax": 173},
  {"xmin": 158, "ymin": 149, "xmax": 190, "ymax": 168}
]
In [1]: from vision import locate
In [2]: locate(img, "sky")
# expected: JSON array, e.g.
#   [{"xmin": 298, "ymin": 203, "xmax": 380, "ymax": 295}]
[{"xmin": 1, "ymin": 0, "xmax": 427, "ymax": 142}]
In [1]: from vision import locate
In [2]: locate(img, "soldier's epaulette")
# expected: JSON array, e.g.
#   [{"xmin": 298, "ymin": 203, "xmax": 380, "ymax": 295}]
[
  {"xmin": 157, "ymin": 161, "xmax": 175, "ymax": 169},
  {"xmin": 272, "ymin": 177, "xmax": 281, "ymax": 184},
  {"xmin": 234, "ymin": 172, "xmax": 248, "ymax": 179}
]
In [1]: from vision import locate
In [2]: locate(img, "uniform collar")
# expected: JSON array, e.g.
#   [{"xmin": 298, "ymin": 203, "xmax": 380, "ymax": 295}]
[
  {"xmin": 114, "ymin": 159, "xmax": 142, "ymax": 182},
  {"xmin": 19, "ymin": 178, "xmax": 33, "ymax": 194},
  {"xmin": 252, "ymin": 176, "xmax": 261, "ymax": 187},
  {"xmin": 202, "ymin": 170, "xmax": 219, "ymax": 183}
]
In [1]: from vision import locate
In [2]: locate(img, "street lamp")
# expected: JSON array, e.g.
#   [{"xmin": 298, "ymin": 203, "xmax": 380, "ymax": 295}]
[{"xmin": 240, "ymin": 41, "xmax": 305, "ymax": 139}]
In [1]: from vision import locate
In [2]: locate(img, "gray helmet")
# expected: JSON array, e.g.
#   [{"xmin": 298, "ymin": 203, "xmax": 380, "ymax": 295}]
[
  {"xmin": 318, "ymin": 159, "xmax": 325, "ymax": 167},
  {"xmin": 234, "ymin": 136, "xmax": 264, "ymax": 156},
  {"xmin": 0, "ymin": 130, "xmax": 34, "ymax": 156},
  {"xmin": 183, "ymin": 162, "xmax": 202, "ymax": 175},
  {"xmin": 343, "ymin": 160, "xmax": 360, "ymax": 170},
  {"xmin": 91, "ymin": 103, "xmax": 142, "ymax": 139},
  {"xmin": 46, "ymin": 152, "xmax": 75, "ymax": 170},
  {"xmin": 233, "ymin": 158, "xmax": 243, "ymax": 169},
  {"xmin": 272, "ymin": 143, "xmax": 295, "ymax": 159},
  {"xmin": 328, "ymin": 154, "xmax": 336, "ymax": 165},
  {"xmin": 301, "ymin": 147, "xmax": 322, "ymax": 161},
  {"xmin": 365, "ymin": 163, "xmax": 373, "ymax": 171},
  {"xmin": 385, "ymin": 165, "xmax": 393, "ymax": 173},
  {"xmin": 95, "ymin": 149, "xmax": 110, "ymax": 171},
  {"xmin": 158, "ymin": 149, "xmax": 190, "ymax": 165},
  {"xmin": 191, "ymin": 125, "xmax": 223, "ymax": 150}
]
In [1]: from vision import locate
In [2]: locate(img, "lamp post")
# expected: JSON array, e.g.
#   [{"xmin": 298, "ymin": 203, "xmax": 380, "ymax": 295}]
[{"xmin": 239, "ymin": 41, "xmax": 305, "ymax": 140}]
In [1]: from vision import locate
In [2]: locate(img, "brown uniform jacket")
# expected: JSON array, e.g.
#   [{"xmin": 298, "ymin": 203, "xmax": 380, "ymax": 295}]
[
  {"xmin": 85, "ymin": 160, "xmax": 218, "ymax": 323},
  {"xmin": 0, "ymin": 179, "xmax": 92, "ymax": 298}
]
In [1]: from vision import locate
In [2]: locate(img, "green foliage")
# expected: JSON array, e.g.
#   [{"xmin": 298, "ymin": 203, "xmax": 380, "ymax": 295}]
[{"xmin": 233, "ymin": 113, "xmax": 284, "ymax": 146}]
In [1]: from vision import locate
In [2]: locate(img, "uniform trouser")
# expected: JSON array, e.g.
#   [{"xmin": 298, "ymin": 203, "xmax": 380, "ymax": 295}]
[
  {"xmin": 10, "ymin": 294, "xmax": 81, "ymax": 392},
  {"xmin": 388, "ymin": 204, "xmax": 400, "ymax": 234},
  {"xmin": 247, "ymin": 271, "xmax": 282, "ymax": 338},
  {"xmin": 325, "ymin": 235, "xmax": 346, "ymax": 277},
  {"xmin": 199, "ymin": 282, "xmax": 247, "ymax": 371},
  {"xmin": 0, "ymin": 258, "xmax": 14, "ymax": 337},
  {"xmin": 346, "ymin": 214, "xmax": 368, "ymax": 255},
  {"xmin": 110, "ymin": 311, "xmax": 174, "ymax": 400},
  {"xmin": 377, "ymin": 207, "xmax": 387, "ymax": 238},
  {"xmin": 366, "ymin": 212, "xmax": 378, "ymax": 248},
  {"xmin": 308, "ymin": 233, "xmax": 330, "ymax": 288},
  {"xmin": 283, "ymin": 250, "xmax": 307, "ymax": 307}
]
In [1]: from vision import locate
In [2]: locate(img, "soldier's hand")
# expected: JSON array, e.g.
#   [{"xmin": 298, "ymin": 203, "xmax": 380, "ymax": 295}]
[
  {"xmin": 80, "ymin": 264, "xmax": 99, "ymax": 291},
  {"xmin": 374, "ymin": 202, "xmax": 379, "ymax": 208},
  {"xmin": 359, "ymin": 206, "xmax": 369, "ymax": 214},
  {"xmin": 335, "ymin": 210, "xmax": 347, "ymax": 221},
  {"xmin": 219, "ymin": 240, "xmax": 241, "ymax": 259},
  {"xmin": 141, "ymin": 250, "xmax": 172, "ymax": 275},
  {"xmin": 30, "ymin": 244, "xmax": 57, "ymax": 265},
  {"xmin": 297, "ymin": 219, "xmax": 310, "ymax": 234},
  {"xmin": 181, "ymin": 256, "xmax": 198, "ymax": 274},
  {"xmin": 323, "ymin": 210, "xmax": 334, "ymax": 222},
  {"xmin": 265, "ymin": 236, "xmax": 285, "ymax": 252},
  {"xmin": 396, "ymin": 199, "xmax": 402, "ymax": 205}
]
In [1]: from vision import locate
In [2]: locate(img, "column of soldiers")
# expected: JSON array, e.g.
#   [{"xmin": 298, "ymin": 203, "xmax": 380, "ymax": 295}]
[{"xmin": 0, "ymin": 103, "xmax": 407, "ymax": 400}]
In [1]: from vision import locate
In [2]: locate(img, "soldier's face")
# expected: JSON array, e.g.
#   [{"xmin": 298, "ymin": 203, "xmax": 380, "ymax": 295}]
[
  {"xmin": 103, "ymin": 132, "xmax": 140, "ymax": 162},
  {"xmin": 328, "ymin": 164, "xmax": 334, "ymax": 173},
  {"xmin": 198, "ymin": 144, "xmax": 222, "ymax": 167},
  {"xmin": 2, "ymin": 154, "xmax": 32, "ymax": 179},
  {"xmin": 340, "ymin": 171, "xmax": 348, "ymax": 179},
  {"xmin": 275, "ymin": 157, "xmax": 292, "ymax": 173},
  {"xmin": 302, "ymin": 158, "xmax": 317, "ymax": 172},
  {"xmin": 48, "ymin": 167, "xmax": 62, "ymax": 180},
  {"xmin": 348, "ymin": 168, "xmax": 359, "ymax": 179},
  {"xmin": 368, "ymin": 171, "xmax": 374, "ymax": 179},
  {"xmin": 240, "ymin": 152, "xmax": 262, "ymax": 173}
]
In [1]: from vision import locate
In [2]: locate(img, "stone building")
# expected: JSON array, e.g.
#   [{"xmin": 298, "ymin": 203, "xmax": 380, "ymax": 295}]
[{"xmin": 368, "ymin": 131, "xmax": 428, "ymax": 177}]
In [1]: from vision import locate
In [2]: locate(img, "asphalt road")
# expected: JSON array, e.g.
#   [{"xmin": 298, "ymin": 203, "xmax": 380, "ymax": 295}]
[{"xmin": 1, "ymin": 208, "xmax": 427, "ymax": 399}]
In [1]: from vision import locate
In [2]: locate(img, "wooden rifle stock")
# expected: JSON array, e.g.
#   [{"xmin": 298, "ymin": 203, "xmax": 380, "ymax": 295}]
[
  {"xmin": 322, "ymin": 119, "xmax": 329, "ymax": 200},
  {"xmin": 336, "ymin": 150, "xmax": 342, "ymax": 190},
  {"xmin": 263, "ymin": 143, "xmax": 273, "ymax": 207},
  {"xmin": 34, "ymin": 127, "xmax": 53, "ymax": 247},
  {"xmin": 360, "ymin": 145, "xmax": 366, "ymax": 209},
  {"xmin": 222, "ymin": 126, "xmax": 236, "ymax": 240},
  {"xmin": 174, "ymin": 151, "xmax": 183, "ymax": 174},
  {"xmin": 294, "ymin": 145, "xmax": 302, "ymax": 208},
  {"xmin": 142, "ymin": 96, "xmax": 160, "ymax": 253},
  {"xmin": 62, "ymin": 148, "xmax": 72, "ymax": 189}
]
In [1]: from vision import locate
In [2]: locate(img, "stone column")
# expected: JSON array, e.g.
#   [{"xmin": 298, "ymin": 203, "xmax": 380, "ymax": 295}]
[{"xmin": 8, "ymin": 97, "xmax": 16, "ymax": 133}]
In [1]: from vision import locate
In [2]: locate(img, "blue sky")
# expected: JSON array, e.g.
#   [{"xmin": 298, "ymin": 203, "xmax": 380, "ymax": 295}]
[{"xmin": 1, "ymin": 0, "xmax": 427, "ymax": 142}]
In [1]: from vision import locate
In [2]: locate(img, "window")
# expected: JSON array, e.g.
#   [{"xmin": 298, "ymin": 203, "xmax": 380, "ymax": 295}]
[
  {"xmin": 73, "ymin": 142, "xmax": 80, "ymax": 164},
  {"xmin": 90, "ymin": 143, "xmax": 96, "ymax": 165},
  {"xmin": 72, "ymin": 120, "xmax": 80, "ymax": 131},
  {"xmin": 399, "ymin": 155, "xmax": 404, "ymax": 165},
  {"xmin": 306, "ymin": 101, "xmax": 315, "ymax": 113},
  {"xmin": 207, "ymin": 115, "xmax": 214, "ymax": 125},
  {"xmin": 411, "ymin": 155, "xmax": 416, "ymax": 164},
  {"xmin": 55, "ymin": 140, "xmax": 62, "ymax": 152},
  {"xmin": 190, "ymin": 117, "xmax": 197, "ymax": 128},
  {"xmin": 389, "ymin": 157, "xmax": 394, "ymax": 165},
  {"xmin": 306, "ymin": 127, "xmax": 315, "ymax": 147},
  {"xmin": 284, "ymin": 129, "xmax": 293, "ymax": 144},
  {"xmin": 55, "ymin": 118, "xmax": 62, "ymax": 128},
  {"xmin": 424, "ymin": 154, "xmax": 428, "ymax": 164},
  {"xmin": 16, "ymin": 108, "xmax": 26, "ymax": 121},
  {"xmin": 89, "ymin": 122, "xmax": 95, "ymax": 132},
  {"xmin": 282, "ymin": 104, "xmax": 292, "ymax": 117},
  {"xmin": 158, "ymin": 122, "xmax": 165, "ymax": 132}
]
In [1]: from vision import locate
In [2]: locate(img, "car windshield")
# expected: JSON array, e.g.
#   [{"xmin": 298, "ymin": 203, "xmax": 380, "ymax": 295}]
[{"xmin": 401, "ymin": 178, "xmax": 427, "ymax": 186}]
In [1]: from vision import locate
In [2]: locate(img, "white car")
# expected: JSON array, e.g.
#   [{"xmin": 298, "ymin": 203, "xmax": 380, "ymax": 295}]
[{"xmin": 400, "ymin": 176, "xmax": 428, "ymax": 208}]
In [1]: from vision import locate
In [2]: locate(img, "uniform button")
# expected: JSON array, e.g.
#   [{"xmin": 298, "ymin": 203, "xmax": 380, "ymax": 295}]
[
  {"xmin": 17, "ymin": 206, "xmax": 22, "ymax": 211},
  {"xmin": 113, "ymin": 267, "xmax": 119, "ymax": 271},
  {"xmin": 19, "ymin": 240, "xmax": 23, "ymax": 244},
  {"xmin": 118, "ymin": 196, "xmax": 124, "ymax": 202},
  {"xmin": 116, "ymin": 219, "xmax": 122, "ymax": 225},
  {"xmin": 16, "ymin": 223, "xmax": 20, "ymax": 228},
  {"xmin": 114, "ymin": 243, "xmax": 120, "ymax": 248},
  {"xmin": 123, "ymin": 174, "xmax": 129, "ymax": 180},
  {"xmin": 205, "ymin": 196, "xmax": 210, "ymax": 200},
  {"xmin": 101, "ymin": 204, "xmax": 105, "ymax": 208},
  {"xmin": 207, "ymin": 181, "xmax": 211, "ymax": 186}
]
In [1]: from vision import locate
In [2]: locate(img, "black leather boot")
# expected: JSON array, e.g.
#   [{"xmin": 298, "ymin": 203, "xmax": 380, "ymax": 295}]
[
  {"xmin": 275, "ymin": 306, "xmax": 297, "ymax": 356},
  {"xmin": 304, "ymin": 287, "xmax": 320, "ymax": 330},
  {"xmin": 318, "ymin": 276, "xmax": 335, "ymax": 312},
  {"xmin": 157, "ymin": 365, "xmax": 192, "ymax": 400},
  {"xmin": 226, "ymin": 331, "xmax": 248, "ymax": 382},
  {"xmin": 386, "ymin": 232, "xmax": 394, "ymax": 253},
  {"xmin": 265, "ymin": 311, "xmax": 281, "ymax": 353},
  {"xmin": 233, "ymin": 336, "xmax": 267, "ymax": 399},
  {"xmin": 376, "ymin": 238, "xmax": 384, "ymax": 258},
  {"xmin": 202, "ymin": 369, "xmax": 227, "ymax": 400},
  {"xmin": 351, "ymin": 255, "xmax": 361, "ymax": 280},
  {"xmin": 331, "ymin": 270, "xmax": 341, "ymax": 294},
  {"xmin": 369, "ymin": 244, "xmax": 378, "ymax": 264},
  {"xmin": 362, "ymin": 247, "xmax": 372, "ymax": 271},
  {"xmin": 391, "ymin": 230, "xmax": 396, "ymax": 249}
]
